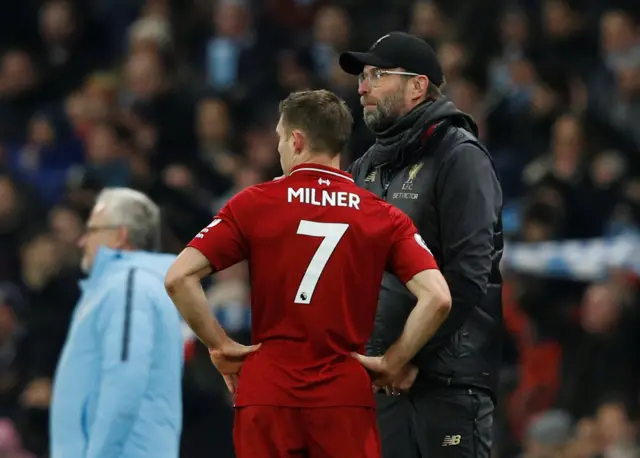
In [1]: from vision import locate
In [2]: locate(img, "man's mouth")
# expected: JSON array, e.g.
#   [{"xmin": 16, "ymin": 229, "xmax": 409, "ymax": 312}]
[{"xmin": 361, "ymin": 98, "xmax": 376, "ymax": 108}]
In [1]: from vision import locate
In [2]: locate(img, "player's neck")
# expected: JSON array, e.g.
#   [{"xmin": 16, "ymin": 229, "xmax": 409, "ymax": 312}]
[{"xmin": 297, "ymin": 153, "xmax": 341, "ymax": 171}]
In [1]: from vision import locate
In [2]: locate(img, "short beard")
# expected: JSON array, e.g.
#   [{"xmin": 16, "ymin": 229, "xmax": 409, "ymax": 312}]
[{"xmin": 363, "ymin": 86, "xmax": 406, "ymax": 133}]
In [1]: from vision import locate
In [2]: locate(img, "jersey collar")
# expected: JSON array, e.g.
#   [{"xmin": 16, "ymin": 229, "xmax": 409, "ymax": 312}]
[{"xmin": 289, "ymin": 163, "xmax": 354, "ymax": 183}]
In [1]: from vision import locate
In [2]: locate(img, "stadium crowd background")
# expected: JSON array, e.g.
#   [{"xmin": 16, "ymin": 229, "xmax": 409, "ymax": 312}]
[{"xmin": 0, "ymin": 0, "xmax": 638, "ymax": 456}]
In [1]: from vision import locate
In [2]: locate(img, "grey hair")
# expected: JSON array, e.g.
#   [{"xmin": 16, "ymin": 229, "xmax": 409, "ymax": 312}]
[{"xmin": 94, "ymin": 188, "xmax": 162, "ymax": 252}]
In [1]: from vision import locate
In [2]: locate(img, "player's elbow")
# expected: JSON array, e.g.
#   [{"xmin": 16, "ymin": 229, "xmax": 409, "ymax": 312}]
[
  {"xmin": 417, "ymin": 273, "xmax": 452, "ymax": 317},
  {"xmin": 165, "ymin": 247, "xmax": 214, "ymax": 298},
  {"xmin": 164, "ymin": 264, "xmax": 192, "ymax": 298},
  {"xmin": 433, "ymin": 286, "xmax": 452, "ymax": 316},
  {"xmin": 410, "ymin": 270, "xmax": 452, "ymax": 316}
]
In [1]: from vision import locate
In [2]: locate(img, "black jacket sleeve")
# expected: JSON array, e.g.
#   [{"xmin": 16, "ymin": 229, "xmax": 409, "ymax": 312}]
[
  {"xmin": 434, "ymin": 143, "xmax": 502, "ymax": 338},
  {"xmin": 345, "ymin": 155, "xmax": 362, "ymax": 176}
]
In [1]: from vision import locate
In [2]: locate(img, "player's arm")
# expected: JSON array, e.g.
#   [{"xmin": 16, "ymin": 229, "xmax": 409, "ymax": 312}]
[
  {"xmin": 354, "ymin": 207, "xmax": 451, "ymax": 384},
  {"xmin": 165, "ymin": 247, "xmax": 229, "ymax": 350},
  {"xmin": 383, "ymin": 269, "xmax": 451, "ymax": 372},
  {"xmin": 165, "ymin": 206, "xmax": 247, "ymax": 351},
  {"xmin": 385, "ymin": 208, "xmax": 452, "ymax": 369}
]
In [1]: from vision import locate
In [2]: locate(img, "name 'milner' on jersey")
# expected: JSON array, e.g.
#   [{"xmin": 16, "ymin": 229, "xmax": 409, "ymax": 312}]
[
  {"xmin": 187, "ymin": 164, "xmax": 438, "ymax": 409},
  {"xmin": 287, "ymin": 186, "xmax": 361, "ymax": 209}
]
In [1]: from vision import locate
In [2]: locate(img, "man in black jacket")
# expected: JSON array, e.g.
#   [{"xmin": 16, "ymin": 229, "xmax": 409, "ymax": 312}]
[{"xmin": 340, "ymin": 32, "xmax": 503, "ymax": 458}]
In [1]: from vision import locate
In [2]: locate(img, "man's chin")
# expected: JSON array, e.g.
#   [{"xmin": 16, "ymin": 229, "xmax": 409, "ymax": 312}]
[
  {"xmin": 363, "ymin": 113, "xmax": 383, "ymax": 131},
  {"xmin": 363, "ymin": 107, "xmax": 375, "ymax": 120},
  {"xmin": 80, "ymin": 258, "xmax": 91, "ymax": 274},
  {"xmin": 364, "ymin": 110, "xmax": 398, "ymax": 132}
]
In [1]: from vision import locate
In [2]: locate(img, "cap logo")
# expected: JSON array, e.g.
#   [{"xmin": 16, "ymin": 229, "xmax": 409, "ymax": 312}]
[{"xmin": 372, "ymin": 34, "xmax": 390, "ymax": 49}]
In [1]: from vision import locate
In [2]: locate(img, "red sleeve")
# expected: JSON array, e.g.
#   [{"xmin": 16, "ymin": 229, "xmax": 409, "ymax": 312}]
[
  {"xmin": 187, "ymin": 199, "xmax": 248, "ymax": 272},
  {"xmin": 386, "ymin": 206, "xmax": 439, "ymax": 284}
]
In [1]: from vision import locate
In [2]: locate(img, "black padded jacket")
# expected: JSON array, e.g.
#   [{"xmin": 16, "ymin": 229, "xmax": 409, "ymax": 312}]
[{"xmin": 348, "ymin": 99, "xmax": 504, "ymax": 397}]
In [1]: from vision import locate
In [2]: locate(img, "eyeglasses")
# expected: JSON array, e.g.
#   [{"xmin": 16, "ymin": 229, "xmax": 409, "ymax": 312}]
[
  {"xmin": 83, "ymin": 224, "xmax": 122, "ymax": 236},
  {"xmin": 357, "ymin": 69, "xmax": 420, "ymax": 88}
]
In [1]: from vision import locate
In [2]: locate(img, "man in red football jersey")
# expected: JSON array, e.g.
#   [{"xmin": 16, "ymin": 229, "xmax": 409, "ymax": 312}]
[{"xmin": 165, "ymin": 89, "xmax": 452, "ymax": 458}]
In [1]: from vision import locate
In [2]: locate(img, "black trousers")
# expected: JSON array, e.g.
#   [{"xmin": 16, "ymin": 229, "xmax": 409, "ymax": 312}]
[{"xmin": 375, "ymin": 387, "xmax": 494, "ymax": 458}]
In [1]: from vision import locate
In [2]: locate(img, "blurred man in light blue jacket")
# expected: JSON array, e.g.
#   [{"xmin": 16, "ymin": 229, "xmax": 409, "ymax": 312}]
[{"xmin": 51, "ymin": 188, "xmax": 183, "ymax": 458}]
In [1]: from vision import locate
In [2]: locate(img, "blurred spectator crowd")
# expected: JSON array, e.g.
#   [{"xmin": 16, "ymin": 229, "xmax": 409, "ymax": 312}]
[{"xmin": 0, "ymin": 0, "xmax": 638, "ymax": 457}]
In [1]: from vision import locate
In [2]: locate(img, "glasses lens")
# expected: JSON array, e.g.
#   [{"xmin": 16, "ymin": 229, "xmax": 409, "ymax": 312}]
[
  {"xmin": 358, "ymin": 70, "xmax": 385, "ymax": 87},
  {"xmin": 369, "ymin": 70, "xmax": 384, "ymax": 87}
]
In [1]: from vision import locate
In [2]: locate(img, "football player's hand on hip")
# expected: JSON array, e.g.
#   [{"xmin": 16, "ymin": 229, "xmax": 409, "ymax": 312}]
[
  {"xmin": 382, "ymin": 364, "xmax": 419, "ymax": 395},
  {"xmin": 222, "ymin": 374, "xmax": 239, "ymax": 395},
  {"xmin": 351, "ymin": 353, "xmax": 418, "ymax": 395},
  {"xmin": 209, "ymin": 340, "xmax": 261, "ymax": 377}
]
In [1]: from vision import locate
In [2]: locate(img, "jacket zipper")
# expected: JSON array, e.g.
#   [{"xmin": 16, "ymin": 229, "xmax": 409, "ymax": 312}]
[
  {"xmin": 380, "ymin": 164, "xmax": 399, "ymax": 200},
  {"xmin": 382, "ymin": 181, "xmax": 391, "ymax": 199}
]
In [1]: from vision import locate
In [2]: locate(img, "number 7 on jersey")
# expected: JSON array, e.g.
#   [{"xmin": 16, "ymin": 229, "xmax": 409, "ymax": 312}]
[{"xmin": 295, "ymin": 220, "xmax": 349, "ymax": 304}]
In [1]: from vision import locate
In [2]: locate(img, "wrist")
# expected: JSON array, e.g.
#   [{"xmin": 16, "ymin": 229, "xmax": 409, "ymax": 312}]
[
  {"xmin": 208, "ymin": 335, "xmax": 233, "ymax": 352},
  {"xmin": 382, "ymin": 348, "xmax": 408, "ymax": 374}
]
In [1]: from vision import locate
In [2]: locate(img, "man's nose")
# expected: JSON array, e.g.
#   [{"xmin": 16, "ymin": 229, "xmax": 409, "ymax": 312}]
[
  {"xmin": 77, "ymin": 234, "xmax": 86, "ymax": 248},
  {"xmin": 358, "ymin": 78, "xmax": 370, "ymax": 96}
]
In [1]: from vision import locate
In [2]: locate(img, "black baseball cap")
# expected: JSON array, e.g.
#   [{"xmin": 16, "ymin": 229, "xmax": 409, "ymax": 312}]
[{"xmin": 339, "ymin": 32, "xmax": 444, "ymax": 86}]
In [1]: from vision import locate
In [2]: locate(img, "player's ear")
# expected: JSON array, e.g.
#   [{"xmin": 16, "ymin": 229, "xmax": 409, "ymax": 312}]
[{"xmin": 291, "ymin": 129, "xmax": 304, "ymax": 154}]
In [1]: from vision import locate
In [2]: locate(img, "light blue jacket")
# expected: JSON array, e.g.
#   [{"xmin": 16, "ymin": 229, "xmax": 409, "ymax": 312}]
[{"xmin": 51, "ymin": 247, "xmax": 183, "ymax": 458}]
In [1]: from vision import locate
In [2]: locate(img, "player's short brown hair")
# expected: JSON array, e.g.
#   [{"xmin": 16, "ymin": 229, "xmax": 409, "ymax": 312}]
[{"xmin": 278, "ymin": 90, "xmax": 353, "ymax": 156}]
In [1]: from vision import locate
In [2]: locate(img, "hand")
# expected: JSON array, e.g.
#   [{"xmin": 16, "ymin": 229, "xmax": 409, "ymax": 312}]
[
  {"xmin": 222, "ymin": 374, "xmax": 239, "ymax": 395},
  {"xmin": 209, "ymin": 340, "xmax": 261, "ymax": 392},
  {"xmin": 381, "ymin": 364, "xmax": 419, "ymax": 396},
  {"xmin": 351, "ymin": 353, "xmax": 418, "ymax": 395}
]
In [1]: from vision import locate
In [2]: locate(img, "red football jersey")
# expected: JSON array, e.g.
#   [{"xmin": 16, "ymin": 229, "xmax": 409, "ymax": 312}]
[{"xmin": 188, "ymin": 163, "xmax": 438, "ymax": 407}]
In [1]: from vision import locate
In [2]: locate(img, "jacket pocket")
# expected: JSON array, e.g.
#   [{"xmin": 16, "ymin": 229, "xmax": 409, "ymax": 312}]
[{"xmin": 452, "ymin": 325, "xmax": 471, "ymax": 358}]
